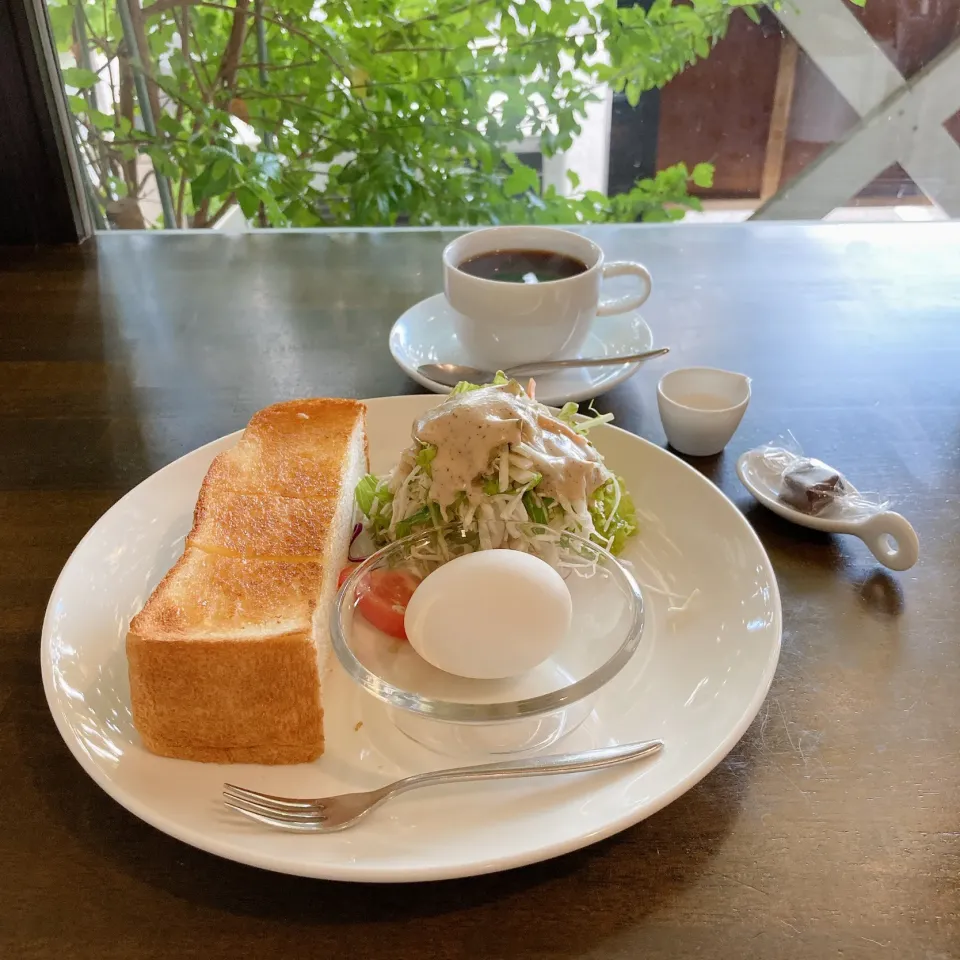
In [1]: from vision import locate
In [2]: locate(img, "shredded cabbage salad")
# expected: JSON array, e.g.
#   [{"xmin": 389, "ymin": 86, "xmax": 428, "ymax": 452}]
[{"xmin": 355, "ymin": 373, "xmax": 638, "ymax": 556}]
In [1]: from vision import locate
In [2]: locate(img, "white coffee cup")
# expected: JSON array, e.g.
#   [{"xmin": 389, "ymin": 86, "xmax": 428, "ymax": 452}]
[{"xmin": 443, "ymin": 226, "xmax": 652, "ymax": 369}]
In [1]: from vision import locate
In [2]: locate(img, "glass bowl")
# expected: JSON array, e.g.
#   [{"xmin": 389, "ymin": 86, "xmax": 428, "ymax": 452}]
[{"xmin": 331, "ymin": 522, "xmax": 645, "ymax": 756}]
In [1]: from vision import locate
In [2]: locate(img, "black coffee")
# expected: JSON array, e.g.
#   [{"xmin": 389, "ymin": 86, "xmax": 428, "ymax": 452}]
[{"xmin": 458, "ymin": 249, "xmax": 588, "ymax": 284}]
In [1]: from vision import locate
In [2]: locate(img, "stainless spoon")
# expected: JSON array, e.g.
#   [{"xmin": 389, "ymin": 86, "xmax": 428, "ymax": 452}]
[{"xmin": 419, "ymin": 347, "xmax": 670, "ymax": 387}]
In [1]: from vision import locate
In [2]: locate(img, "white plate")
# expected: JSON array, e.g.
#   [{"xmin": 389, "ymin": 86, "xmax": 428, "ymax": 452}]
[
  {"xmin": 389, "ymin": 293, "xmax": 655, "ymax": 405},
  {"xmin": 42, "ymin": 396, "xmax": 781, "ymax": 883}
]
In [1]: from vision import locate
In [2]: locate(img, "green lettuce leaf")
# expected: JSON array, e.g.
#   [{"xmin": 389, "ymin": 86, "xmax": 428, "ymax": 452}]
[
  {"xmin": 557, "ymin": 401, "xmax": 579, "ymax": 427},
  {"xmin": 523, "ymin": 491, "xmax": 547, "ymax": 524},
  {"xmin": 589, "ymin": 477, "xmax": 638, "ymax": 555},
  {"xmin": 356, "ymin": 474, "xmax": 394, "ymax": 542},
  {"xmin": 557, "ymin": 399, "xmax": 614, "ymax": 434},
  {"xmin": 450, "ymin": 370, "xmax": 510, "ymax": 395},
  {"xmin": 450, "ymin": 380, "xmax": 480, "ymax": 395},
  {"xmin": 415, "ymin": 443, "xmax": 437, "ymax": 474},
  {"xmin": 573, "ymin": 412, "xmax": 614, "ymax": 434},
  {"xmin": 395, "ymin": 505, "xmax": 431, "ymax": 538},
  {"xmin": 355, "ymin": 474, "xmax": 381, "ymax": 516}
]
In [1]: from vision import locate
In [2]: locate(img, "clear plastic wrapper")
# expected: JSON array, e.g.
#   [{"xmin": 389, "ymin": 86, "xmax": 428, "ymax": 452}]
[{"xmin": 754, "ymin": 433, "xmax": 890, "ymax": 521}]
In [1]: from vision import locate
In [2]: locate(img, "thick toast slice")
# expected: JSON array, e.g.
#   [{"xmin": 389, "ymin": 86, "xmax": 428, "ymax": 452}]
[
  {"xmin": 126, "ymin": 398, "xmax": 367, "ymax": 764},
  {"xmin": 128, "ymin": 549, "xmax": 325, "ymax": 764}
]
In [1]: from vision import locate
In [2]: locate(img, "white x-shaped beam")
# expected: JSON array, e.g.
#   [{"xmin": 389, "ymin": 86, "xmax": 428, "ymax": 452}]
[{"xmin": 753, "ymin": 0, "xmax": 960, "ymax": 219}]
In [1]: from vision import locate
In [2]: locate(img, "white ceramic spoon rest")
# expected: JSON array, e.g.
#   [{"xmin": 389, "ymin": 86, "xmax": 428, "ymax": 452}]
[{"xmin": 736, "ymin": 450, "xmax": 919, "ymax": 572}]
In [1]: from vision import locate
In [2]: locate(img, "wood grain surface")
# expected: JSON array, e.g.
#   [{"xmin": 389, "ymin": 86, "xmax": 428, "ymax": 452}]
[{"xmin": 2, "ymin": 224, "xmax": 959, "ymax": 959}]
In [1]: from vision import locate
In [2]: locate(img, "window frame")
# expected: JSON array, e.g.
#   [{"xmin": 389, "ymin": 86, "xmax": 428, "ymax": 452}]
[{"xmin": 0, "ymin": 0, "xmax": 91, "ymax": 245}]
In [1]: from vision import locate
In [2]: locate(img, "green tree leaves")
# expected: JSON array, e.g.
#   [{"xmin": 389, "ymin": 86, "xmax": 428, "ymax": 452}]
[
  {"xmin": 692, "ymin": 162, "xmax": 714, "ymax": 189},
  {"xmin": 61, "ymin": 66, "xmax": 100, "ymax": 89},
  {"xmin": 503, "ymin": 154, "xmax": 541, "ymax": 197},
  {"xmin": 50, "ymin": 0, "xmax": 751, "ymax": 228}
]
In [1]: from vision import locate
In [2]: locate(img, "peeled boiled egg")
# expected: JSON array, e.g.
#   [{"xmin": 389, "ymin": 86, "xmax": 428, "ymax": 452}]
[{"xmin": 403, "ymin": 550, "xmax": 572, "ymax": 679}]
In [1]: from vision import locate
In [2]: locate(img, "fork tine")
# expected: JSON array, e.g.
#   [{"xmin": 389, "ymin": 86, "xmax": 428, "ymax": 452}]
[
  {"xmin": 222, "ymin": 788, "xmax": 326, "ymax": 819},
  {"xmin": 224, "ymin": 799, "xmax": 329, "ymax": 832},
  {"xmin": 223, "ymin": 782, "xmax": 322, "ymax": 810},
  {"xmin": 223, "ymin": 795, "xmax": 324, "ymax": 822}
]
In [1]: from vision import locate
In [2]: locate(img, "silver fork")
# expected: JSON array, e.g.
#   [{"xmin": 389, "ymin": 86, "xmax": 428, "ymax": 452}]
[{"xmin": 223, "ymin": 739, "xmax": 664, "ymax": 832}]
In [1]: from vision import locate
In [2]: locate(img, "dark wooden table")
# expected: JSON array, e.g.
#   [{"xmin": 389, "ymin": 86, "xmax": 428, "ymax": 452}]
[{"xmin": 2, "ymin": 224, "xmax": 959, "ymax": 959}]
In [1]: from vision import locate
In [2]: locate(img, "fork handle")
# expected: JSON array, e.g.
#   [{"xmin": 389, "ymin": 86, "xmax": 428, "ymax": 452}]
[{"xmin": 385, "ymin": 739, "xmax": 663, "ymax": 799}]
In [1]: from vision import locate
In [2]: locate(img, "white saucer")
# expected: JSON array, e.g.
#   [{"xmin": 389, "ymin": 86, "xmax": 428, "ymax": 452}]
[{"xmin": 389, "ymin": 294, "xmax": 655, "ymax": 405}]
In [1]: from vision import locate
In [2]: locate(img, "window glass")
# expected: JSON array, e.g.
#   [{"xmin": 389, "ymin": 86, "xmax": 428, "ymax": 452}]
[{"xmin": 46, "ymin": 0, "xmax": 960, "ymax": 230}]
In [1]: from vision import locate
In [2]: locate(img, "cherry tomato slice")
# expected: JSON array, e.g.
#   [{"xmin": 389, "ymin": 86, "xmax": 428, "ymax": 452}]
[{"xmin": 339, "ymin": 566, "xmax": 420, "ymax": 640}]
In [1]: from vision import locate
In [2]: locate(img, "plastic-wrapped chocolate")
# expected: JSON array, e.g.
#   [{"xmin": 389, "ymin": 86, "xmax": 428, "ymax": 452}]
[
  {"xmin": 747, "ymin": 433, "xmax": 890, "ymax": 523},
  {"xmin": 780, "ymin": 460, "xmax": 850, "ymax": 516},
  {"xmin": 737, "ymin": 434, "xmax": 919, "ymax": 571}
]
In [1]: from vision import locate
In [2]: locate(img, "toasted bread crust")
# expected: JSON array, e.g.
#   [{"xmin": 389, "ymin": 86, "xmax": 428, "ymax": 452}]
[
  {"xmin": 246, "ymin": 398, "xmax": 365, "ymax": 444},
  {"xmin": 136, "ymin": 737, "xmax": 322, "ymax": 765},
  {"xmin": 127, "ymin": 398, "xmax": 366, "ymax": 765},
  {"xmin": 127, "ymin": 631, "xmax": 323, "ymax": 762}
]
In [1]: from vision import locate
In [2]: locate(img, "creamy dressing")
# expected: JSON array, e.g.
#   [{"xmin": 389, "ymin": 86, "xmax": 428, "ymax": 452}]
[{"xmin": 412, "ymin": 383, "xmax": 611, "ymax": 506}]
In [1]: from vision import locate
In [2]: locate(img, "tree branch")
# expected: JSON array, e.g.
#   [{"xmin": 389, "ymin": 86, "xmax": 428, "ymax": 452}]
[
  {"xmin": 111, "ymin": 45, "xmax": 148, "ymax": 228},
  {"xmin": 80, "ymin": 2, "xmax": 114, "ymax": 51},
  {"xmin": 206, "ymin": 192, "xmax": 236, "ymax": 227},
  {"xmin": 102, "ymin": 0, "xmax": 118, "ymax": 107},
  {"xmin": 401, "ymin": 0, "xmax": 499, "ymax": 27},
  {"xmin": 78, "ymin": 136, "xmax": 110, "ymax": 206},
  {"xmin": 235, "ymin": 89, "xmax": 367, "ymax": 148},
  {"xmin": 142, "ymin": 0, "xmax": 194, "ymax": 15},
  {"xmin": 125, "ymin": 0, "xmax": 164, "ymax": 123},
  {"xmin": 235, "ymin": 58, "xmax": 317, "ymax": 73},
  {"xmin": 117, "ymin": 49, "xmax": 139, "ymax": 192},
  {"xmin": 193, "ymin": 197, "xmax": 211, "ymax": 227},
  {"xmin": 110, "ymin": 134, "xmax": 193, "ymax": 146},
  {"xmin": 151, "ymin": 2, "xmax": 353, "ymax": 79},
  {"xmin": 175, "ymin": 175, "xmax": 187, "ymax": 227},
  {"xmin": 189, "ymin": 8, "xmax": 217, "ymax": 91},
  {"xmin": 175, "ymin": 5, "xmax": 208, "ymax": 101},
  {"xmin": 213, "ymin": 0, "xmax": 251, "ymax": 96}
]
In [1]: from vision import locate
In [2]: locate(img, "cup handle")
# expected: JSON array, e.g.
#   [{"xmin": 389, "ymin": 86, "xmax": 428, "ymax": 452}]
[
  {"xmin": 596, "ymin": 261, "xmax": 653, "ymax": 316},
  {"xmin": 857, "ymin": 511, "xmax": 920, "ymax": 571}
]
